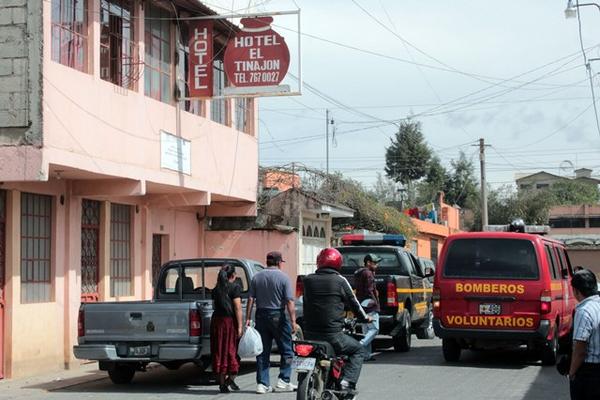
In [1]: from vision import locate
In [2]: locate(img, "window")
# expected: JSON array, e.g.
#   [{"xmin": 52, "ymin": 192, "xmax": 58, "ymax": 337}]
[
  {"xmin": 519, "ymin": 184, "xmax": 532, "ymax": 190},
  {"xmin": 144, "ymin": 4, "xmax": 172, "ymax": 103},
  {"xmin": 100, "ymin": 0, "xmax": 137, "ymax": 89},
  {"xmin": 211, "ymin": 59, "xmax": 228, "ymax": 124},
  {"xmin": 21, "ymin": 193, "xmax": 52, "ymax": 303},
  {"xmin": 51, "ymin": 0, "xmax": 88, "ymax": 72},
  {"xmin": 319, "ymin": 227, "xmax": 326, "ymax": 238},
  {"xmin": 235, "ymin": 98, "xmax": 252, "ymax": 133},
  {"xmin": 589, "ymin": 217, "xmax": 600, "ymax": 228},
  {"xmin": 430, "ymin": 239, "xmax": 439, "ymax": 264},
  {"xmin": 306, "ymin": 226, "xmax": 313, "ymax": 237},
  {"xmin": 549, "ymin": 218, "xmax": 586, "ymax": 228},
  {"xmin": 339, "ymin": 249, "xmax": 406, "ymax": 275},
  {"xmin": 544, "ymin": 245, "xmax": 558, "ymax": 280},
  {"xmin": 443, "ymin": 239, "xmax": 539, "ymax": 280},
  {"xmin": 536, "ymin": 183, "xmax": 549, "ymax": 189},
  {"xmin": 110, "ymin": 203, "xmax": 131, "ymax": 296}
]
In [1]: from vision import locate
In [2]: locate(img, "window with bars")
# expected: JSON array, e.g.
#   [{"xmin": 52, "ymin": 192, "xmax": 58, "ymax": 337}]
[
  {"xmin": 51, "ymin": 0, "xmax": 88, "ymax": 72},
  {"xmin": 21, "ymin": 193, "xmax": 53, "ymax": 304},
  {"xmin": 100, "ymin": 0, "xmax": 137, "ymax": 89},
  {"xmin": 211, "ymin": 59, "xmax": 228, "ymax": 125},
  {"xmin": 110, "ymin": 203, "xmax": 131, "ymax": 297},
  {"xmin": 144, "ymin": 4, "xmax": 172, "ymax": 103},
  {"xmin": 81, "ymin": 199, "xmax": 100, "ymax": 296}
]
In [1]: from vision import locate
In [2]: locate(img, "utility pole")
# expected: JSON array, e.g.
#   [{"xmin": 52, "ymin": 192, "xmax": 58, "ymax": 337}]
[
  {"xmin": 478, "ymin": 138, "xmax": 489, "ymax": 228},
  {"xmin": 326, "ymin": 109, "xmax": 330, "ymax": 175}
]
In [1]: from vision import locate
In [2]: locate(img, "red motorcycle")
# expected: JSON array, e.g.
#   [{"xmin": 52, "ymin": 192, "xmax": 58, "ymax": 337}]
[{"xmin": 292, "ymin": 319, "xmax": 362, "ymax": 400}]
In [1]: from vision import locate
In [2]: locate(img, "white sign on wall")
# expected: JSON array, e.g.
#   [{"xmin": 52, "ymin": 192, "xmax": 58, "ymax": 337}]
[{"xmin": 160, "ymin": 130, "xmax": 191, "ymax": 175}]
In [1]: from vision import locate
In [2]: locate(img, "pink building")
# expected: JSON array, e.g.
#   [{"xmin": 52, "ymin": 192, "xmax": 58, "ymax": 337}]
[{"xmin": 0, "ymin": 0, "xmax": 259, "ymax": 379}]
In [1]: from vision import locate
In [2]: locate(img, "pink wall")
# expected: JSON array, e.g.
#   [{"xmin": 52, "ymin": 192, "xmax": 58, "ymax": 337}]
[{"xmin": 204, "ymin": 230, "xmax": 299, "ymax": 282}]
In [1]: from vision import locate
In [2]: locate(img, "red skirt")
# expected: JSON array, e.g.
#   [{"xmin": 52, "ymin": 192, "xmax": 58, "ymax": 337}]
[{"xmin": 210, "ymin": 315, "xmax": 240, "ymax": 375}]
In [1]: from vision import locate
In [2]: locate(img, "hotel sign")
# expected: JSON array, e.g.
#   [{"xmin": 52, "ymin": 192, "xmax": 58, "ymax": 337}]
[
  {"xmin": 223, "ymin": 17, "xmax": 290, "ymax": 88},
  {"xmin": 188, "ymin": 20, "xmax": 214, "ymax": 98}
]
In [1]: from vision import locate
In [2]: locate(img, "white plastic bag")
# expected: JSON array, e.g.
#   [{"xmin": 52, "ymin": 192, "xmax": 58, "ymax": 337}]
[{"xmin": 238, "ymin": 324, "xmax": 263, "ymax": 358}]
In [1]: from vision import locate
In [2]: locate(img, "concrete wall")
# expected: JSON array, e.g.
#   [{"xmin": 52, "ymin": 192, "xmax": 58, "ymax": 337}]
[
  {"xmin": 204, "ymin": 230, "xmax": 299, "ymax": 284},
  {"xmin": 0, "ymin": 0, "xmax": 42, "ymax": 145}
]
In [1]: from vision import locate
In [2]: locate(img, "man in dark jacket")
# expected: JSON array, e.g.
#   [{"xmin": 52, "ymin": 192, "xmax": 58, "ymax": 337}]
[
  {"xmin": 355, "ymin": 253, "xmax": 381, "ymax": 361},
  {"xmin": 303, "ymin": 248, "xmax": 370, "ymax": 393}
]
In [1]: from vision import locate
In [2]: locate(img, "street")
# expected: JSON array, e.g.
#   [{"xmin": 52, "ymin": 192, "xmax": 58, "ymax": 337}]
[{"xmin": 0, "ymin": 338, "xmax": 569, "ymax": 400}]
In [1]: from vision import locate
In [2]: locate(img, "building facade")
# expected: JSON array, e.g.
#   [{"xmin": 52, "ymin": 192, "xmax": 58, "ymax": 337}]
[
  {"xmin": 0, "ymin": 0, "xmax": 258, "ymax": 379},
  {"xmin": 549, "ymin": 205, "xmax": 600, "ymax": 275},
  {"xmin": 516, "ymin": 168, "xmax": 600, "ymax": 191}
]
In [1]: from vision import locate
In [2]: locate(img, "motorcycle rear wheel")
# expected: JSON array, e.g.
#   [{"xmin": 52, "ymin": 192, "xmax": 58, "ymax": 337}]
[{"xmin": 297, "ymin": 370, "xmax": 322, "ymax": 400}]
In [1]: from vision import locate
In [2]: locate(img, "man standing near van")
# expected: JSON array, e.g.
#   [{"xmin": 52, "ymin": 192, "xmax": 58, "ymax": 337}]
[
  {"xmin": 568, "ymin": 269, "xmax": 600, "ymax": 400},
  {"xmin": 355, "ymin": 254, "xmax": 381, "ymax": 361},
  {"xmin": 246, "ymin": 251, "xmax": 298, "ymax": 394}
]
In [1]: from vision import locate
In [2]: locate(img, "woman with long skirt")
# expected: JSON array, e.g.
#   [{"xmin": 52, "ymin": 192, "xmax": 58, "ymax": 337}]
[{"xmin": 210, "ymin": 264, "xmax": 243, "ymax": 393}]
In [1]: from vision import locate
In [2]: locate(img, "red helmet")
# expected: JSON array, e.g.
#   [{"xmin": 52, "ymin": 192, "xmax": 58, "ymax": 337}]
[{"xmin": 316, "ymin": 248, "xmax": 343, "ymax": 271}]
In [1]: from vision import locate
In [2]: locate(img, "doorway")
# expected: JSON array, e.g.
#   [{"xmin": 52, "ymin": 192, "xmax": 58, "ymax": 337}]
[
  {"xmin": 81, "ymin": 199, "xmax": 101, "ymax": 302},
  {"xmin": 152, "ymin": 234, "xmax": 165, "ymax": 287}
]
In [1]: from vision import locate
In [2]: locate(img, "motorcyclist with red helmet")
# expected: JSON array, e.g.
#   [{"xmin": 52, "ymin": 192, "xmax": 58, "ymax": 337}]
[{"xmin": 302, "ymin": 248, "xmax": 371, "ymax": 393}]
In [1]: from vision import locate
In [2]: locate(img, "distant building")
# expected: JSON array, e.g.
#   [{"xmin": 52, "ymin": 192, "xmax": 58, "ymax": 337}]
[
  {"xmin": 515, "ymin": 168, "xmax": 600, "ymax": 191},
  {"xmin": 549, "ymin": 205, "xmax": 600, "ymax": 275}
]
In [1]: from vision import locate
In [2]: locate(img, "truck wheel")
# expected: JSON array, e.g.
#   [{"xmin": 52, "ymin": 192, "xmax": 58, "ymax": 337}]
[
  {"xmin": 392, "ymin": 310, "xmax": 411, "ymax": 352},
  {"xmin": 442, "ymin": 338, "xmax": 461, "ymax": 362},
  {"xmin": 541, "ymin": 326, "xmax": 558, "ymax": 366},
  {"xmin": 415, "ymin": 305, "xmax": 435, "ymax": 340},
  {"xmin": 108, "ymin": 365, "xmax": 135, "ymax": 384}
]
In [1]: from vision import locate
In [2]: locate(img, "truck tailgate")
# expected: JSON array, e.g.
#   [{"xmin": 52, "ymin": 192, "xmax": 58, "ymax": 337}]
[{"xmin": 82, "ymin": 301, "xmax": 195, "ymax": 342}]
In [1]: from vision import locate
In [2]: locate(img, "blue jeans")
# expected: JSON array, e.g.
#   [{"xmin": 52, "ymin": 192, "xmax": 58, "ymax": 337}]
[
  {"xmin": 255, "ymin": 309, "xmax": 293, "ymax": 386},
  {"xmin": 360, "ymin": 312, "xmax": 379, "ymax": 359}
]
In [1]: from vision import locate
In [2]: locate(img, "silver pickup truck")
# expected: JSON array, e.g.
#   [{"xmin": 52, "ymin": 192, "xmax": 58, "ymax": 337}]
[{"xmin": 74, "ymin": 258, "xmax": 265, "ymax": 384}]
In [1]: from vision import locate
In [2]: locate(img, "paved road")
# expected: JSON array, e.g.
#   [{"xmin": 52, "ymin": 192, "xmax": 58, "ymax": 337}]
[{"xmin": 0, "ymin": 338, "xmax": 570, "ymax": 400}]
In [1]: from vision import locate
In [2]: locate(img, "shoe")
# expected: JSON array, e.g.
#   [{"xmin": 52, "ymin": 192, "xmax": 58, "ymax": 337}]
[
  {"xmin": 227, "ymin": 378, "xmax": 240, "ymax": 391},
  {"xmin": 256, "ymin": 384, "xmax": 273, "ymax": 394},
  {"xmin": 275, "ymin": 378, "xmax": 297, "ymax": 392},
  {"xmin": 219, "ymin": 384, "xmax": 230, "ymax": 393}
]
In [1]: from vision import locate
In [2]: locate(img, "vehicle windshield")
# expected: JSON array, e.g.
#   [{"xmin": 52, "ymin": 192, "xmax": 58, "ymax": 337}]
[
  {"xmin": 338, "ymin": 249, "xmax": 406, "ymax": 275},
  {"xmin": 443, "ymin": 238, "xmax": 539, "ymax": 280}
]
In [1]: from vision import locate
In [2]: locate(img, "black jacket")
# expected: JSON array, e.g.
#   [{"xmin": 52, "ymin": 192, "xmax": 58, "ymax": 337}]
[{"xmin": 303, "ymin": 268, "xmax": 369, "ymax": 334}]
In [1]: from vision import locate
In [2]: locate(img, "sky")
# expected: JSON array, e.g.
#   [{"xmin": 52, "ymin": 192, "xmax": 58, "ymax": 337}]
[{"xmin": 205, "ymin": 0, "xmax": 600, "ymax": 190}]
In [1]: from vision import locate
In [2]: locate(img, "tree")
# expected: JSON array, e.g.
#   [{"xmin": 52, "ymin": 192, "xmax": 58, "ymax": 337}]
[
  {"xmin": 385, "ymin": 120, "xmax": 432, "ymax": 185},
  {"xmin": 416, "ymin": 156, "xmax": 449, "ymax": 204},
  {"xmin": 547, "ymin": 180, "xmax": 600, "ymax": 205},
  {"xmin": 370, "ymin": 172, "xmax": 397, "ymax": 204},
  {"xmin": 444, "ymin": 151, "xmax": 479, "ymax": 210}
]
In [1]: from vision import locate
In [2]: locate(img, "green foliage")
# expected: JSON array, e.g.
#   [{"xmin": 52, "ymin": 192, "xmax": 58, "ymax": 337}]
[
  {"xmin": 385, "ymin": 120, "xmax": 432, "ymax": 185},
  {"xmin": 320, "ymin": 175, "xmax": 416, "ymax": 238},
  {"xmin": 547, "ymin": 180, "xmax": 600, "ymax": 205},
  {"xmin": 370, "ymin": 172, "xmax": 397, "ymax": 204},
  {"xmin": 444, "ymin": 151, "xmax": 479, "ymax": 210}
]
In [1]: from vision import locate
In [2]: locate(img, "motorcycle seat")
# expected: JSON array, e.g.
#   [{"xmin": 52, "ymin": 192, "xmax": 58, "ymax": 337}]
[{"xmin": 296, "ymin": 340, "xmax": 335, "ymax": 356}]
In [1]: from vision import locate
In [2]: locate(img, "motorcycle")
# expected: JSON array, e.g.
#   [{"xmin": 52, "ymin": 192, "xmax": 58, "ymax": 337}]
[{"xmin": 292, "ymin": 319, "xmax": 363, "ymax": 400}]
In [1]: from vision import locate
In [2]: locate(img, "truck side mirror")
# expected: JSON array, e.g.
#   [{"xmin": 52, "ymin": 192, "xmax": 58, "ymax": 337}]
[{"xmin": 424, "ymin": 267, "xmax": 435, "ymax": 277}]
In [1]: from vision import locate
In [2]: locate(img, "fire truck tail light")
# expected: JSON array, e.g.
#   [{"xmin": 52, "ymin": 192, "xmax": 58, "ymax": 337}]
[{"xmin": 540, "ymin": 290, "xmax": 552, "ymax": 314}]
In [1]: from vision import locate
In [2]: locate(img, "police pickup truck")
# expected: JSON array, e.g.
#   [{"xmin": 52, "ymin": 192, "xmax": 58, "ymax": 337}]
[{"xmin": 337, "ymin": 234, "xmax": 435, "ymax": 352}]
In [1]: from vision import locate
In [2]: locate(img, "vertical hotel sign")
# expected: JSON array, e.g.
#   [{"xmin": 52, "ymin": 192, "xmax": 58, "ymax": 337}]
[{"xmin": 188, "ymin": 20, "xmax": 213, "ymax": 98}]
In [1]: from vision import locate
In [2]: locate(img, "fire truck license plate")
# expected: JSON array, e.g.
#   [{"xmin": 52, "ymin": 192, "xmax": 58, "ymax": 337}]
[
  {"xmin": 479, "ymin": 303, "xmax": 501, "ymax": 315},
  {"xmin": 292, "ymin": 357, "xmax": 316, "ymax": 371},
  {"xmin": 128, "ymin": 345, "xmax": 151, "ymax": 357}
]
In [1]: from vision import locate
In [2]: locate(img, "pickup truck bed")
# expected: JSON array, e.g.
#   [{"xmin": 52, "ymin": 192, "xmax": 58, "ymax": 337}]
[{"xmin": 74, "ymin": 258, "xmax": 263, "ymax": 384}]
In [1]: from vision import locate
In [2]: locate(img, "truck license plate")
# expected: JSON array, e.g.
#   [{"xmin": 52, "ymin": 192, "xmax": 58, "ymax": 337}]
[
  {"xmin": 128, "ymin": 345, "xmax": 151, "ymax": 357},
  {"xmin": 292, "ymin": 357, "xmax": 316, "ymax": 371},
  {"xmin": 479, "ymin": 303, "xmax": 501, "ymax": 315}
]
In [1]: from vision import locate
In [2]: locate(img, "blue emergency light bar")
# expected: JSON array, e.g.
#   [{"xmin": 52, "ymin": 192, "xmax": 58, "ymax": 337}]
[{"xmin": 341, "ymin": 234, "xmax": 406, "ymax": 247}]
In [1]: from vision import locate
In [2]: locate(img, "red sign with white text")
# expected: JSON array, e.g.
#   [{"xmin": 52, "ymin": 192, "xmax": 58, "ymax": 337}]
[
  {"xmin": 224, "ymin": 17, "xmax": 290, "ymax": 87},
  {"xmin": 188, "ymin": 20, "xmax": 213, "ymax": 98}
]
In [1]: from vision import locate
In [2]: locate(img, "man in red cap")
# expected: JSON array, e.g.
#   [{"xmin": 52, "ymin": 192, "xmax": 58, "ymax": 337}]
[{"xmin": 246, "ymin": 251, "xmax": 298, "ymax": 394}]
